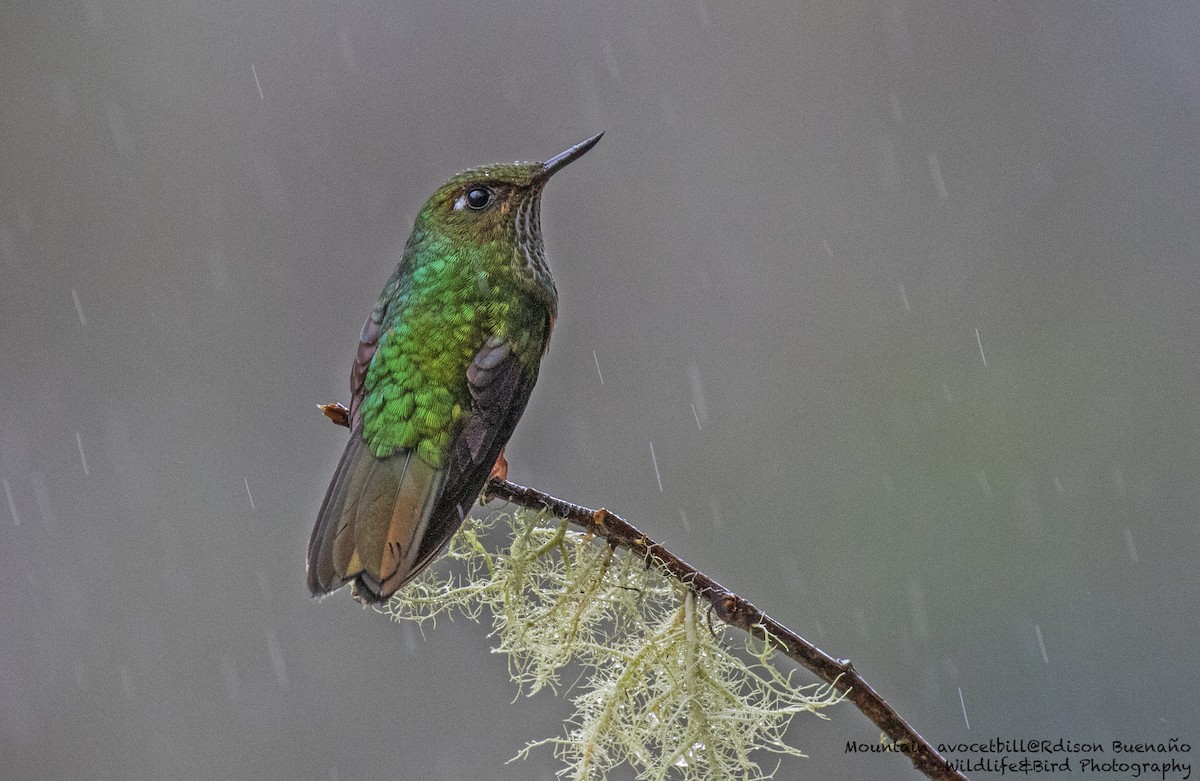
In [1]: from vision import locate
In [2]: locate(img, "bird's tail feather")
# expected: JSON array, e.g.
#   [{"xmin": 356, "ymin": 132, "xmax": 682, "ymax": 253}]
[{"xmin": 307, "ymin": 426, "xmax": 445, "ymax": 603}]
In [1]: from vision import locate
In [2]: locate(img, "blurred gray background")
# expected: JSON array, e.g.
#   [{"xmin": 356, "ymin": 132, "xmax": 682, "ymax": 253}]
[{"xmin": 2, "ymin": 1, "xmax": 1197, "ymax": 779}]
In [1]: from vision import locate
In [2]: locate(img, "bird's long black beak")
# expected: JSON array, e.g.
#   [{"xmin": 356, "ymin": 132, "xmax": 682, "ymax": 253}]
[{"xmin": 541, "ymin": 132, "xmax": 604, "ymax": 180}]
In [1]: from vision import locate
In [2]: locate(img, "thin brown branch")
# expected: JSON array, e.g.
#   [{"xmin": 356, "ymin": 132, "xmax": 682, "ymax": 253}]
[{"xmin": 320, "ymin": 401, "xmax": 968, "ymax": 781}]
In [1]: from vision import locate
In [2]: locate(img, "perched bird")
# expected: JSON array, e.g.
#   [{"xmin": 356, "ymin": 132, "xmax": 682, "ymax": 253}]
[{"xmin": 308, "ymin": 133, "xmax": 603, "ymax": 604}]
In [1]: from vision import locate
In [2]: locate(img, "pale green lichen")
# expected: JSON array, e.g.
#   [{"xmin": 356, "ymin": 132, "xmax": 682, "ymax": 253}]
[{"xmin": 381, "ymin": 509, "xmax": 843, "ymax": 781}]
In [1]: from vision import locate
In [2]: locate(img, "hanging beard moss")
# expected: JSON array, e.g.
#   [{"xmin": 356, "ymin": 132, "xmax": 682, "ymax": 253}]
[{"xmin": 381, "ymin": 509, "xmax": 842, "ymax": 781}]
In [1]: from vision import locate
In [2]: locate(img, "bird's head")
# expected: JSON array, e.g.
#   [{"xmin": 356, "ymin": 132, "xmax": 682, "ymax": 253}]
[{"xmin": 411, "ymin": 133, "xmax": 603, "ymax": 289}]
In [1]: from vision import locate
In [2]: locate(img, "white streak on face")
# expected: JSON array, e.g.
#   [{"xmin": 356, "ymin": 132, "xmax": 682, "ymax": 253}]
[{"xmin": 453, "ymin": 194, "xmax": 467, "ymax": 211}]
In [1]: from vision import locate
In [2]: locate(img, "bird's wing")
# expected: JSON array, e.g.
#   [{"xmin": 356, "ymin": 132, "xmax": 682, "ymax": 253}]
[
  {"xmin": 347, "ymin": 249, "xmax": 415, "ymax": 423},
  {"xmin": 423, "ymin": 337, "xmax": 538, "ymax": 561},
  {"xmin": 348, "ymin": 311, "xmax": 385, "ymax": 423},
  {"xmin": 307, "ymin": 333, "xmax": 542, "ymax": 604}
]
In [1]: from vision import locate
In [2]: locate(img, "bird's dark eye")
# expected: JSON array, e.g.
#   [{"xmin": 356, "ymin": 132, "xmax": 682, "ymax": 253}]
[{"xmin": 465, "ymin": 187, "xmax": 493, "ymax": 210}]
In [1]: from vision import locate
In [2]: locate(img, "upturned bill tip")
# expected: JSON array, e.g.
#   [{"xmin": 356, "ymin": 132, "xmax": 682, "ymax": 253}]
[{"xmin": 541, "ymin": 132, "xmax": 604, "ymax": 178}]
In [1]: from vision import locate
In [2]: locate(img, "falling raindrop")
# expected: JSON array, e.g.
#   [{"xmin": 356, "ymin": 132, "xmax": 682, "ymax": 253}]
[
  {"xmin": 1052, "ymin": 476, "xmax": 1064, "ymax": 493},
  {"xmin": 3, "ymin": 478, "xmax": 18, "ymax": 526},
  {"xmin": 690, "ymin": 403, "xmax": 702, "ymax": 430},
  {"xmin": 897, "ymin": 282, "xmax": 910, "ymax": 312},
  {"xmin": 928, "ymin": 152, "xmax": 948, "ymax": 199},
  {"xmin": 592, "ymin": 350, "xmax": 605, "ymax": 384},
  {"xmin": 76, "ymin": 432, "xmax": 90, "ymax": 475},
  {"xmin": 678, "ymin": 508, "xmax": 690, "ymax": 531},
  {"xmin": 244, "ymin": 477, "xmax": 256, "ymax": 509},
  {"xmin": 957, "ymin": 687, "xmax": 970, "ymax": 729},
  {"xmin": 1033, "ymin": 624, "xmax": 1049, "ymax": 664},
  {"xmin": 648, "ymin": 441, "xmax": 663, "ymax": 492},
  {"xmin": 71, "ymin": 287, "xmax": 87, "ymax": 326},
  {"xmin": 974, "ymin": 327, "xmax": 987, "ymax": 367},
  {"xmin": 250, "ymin": 63, "xmax": 264, "ymax": 100},
  {"xmin": 687, "ymin": 364, "xmax": 709, "ymax": 427}
]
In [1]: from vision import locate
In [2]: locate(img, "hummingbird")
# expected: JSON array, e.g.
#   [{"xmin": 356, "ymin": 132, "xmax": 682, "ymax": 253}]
[{"xmin": 307, "ymin": 132, "xmax": 603, "ymax": 604}]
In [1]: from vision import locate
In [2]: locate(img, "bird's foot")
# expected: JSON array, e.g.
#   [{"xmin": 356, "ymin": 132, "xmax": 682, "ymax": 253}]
[{"xmin": 320, "ymin": 402, "xmax": 350, "ymax": 428}]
